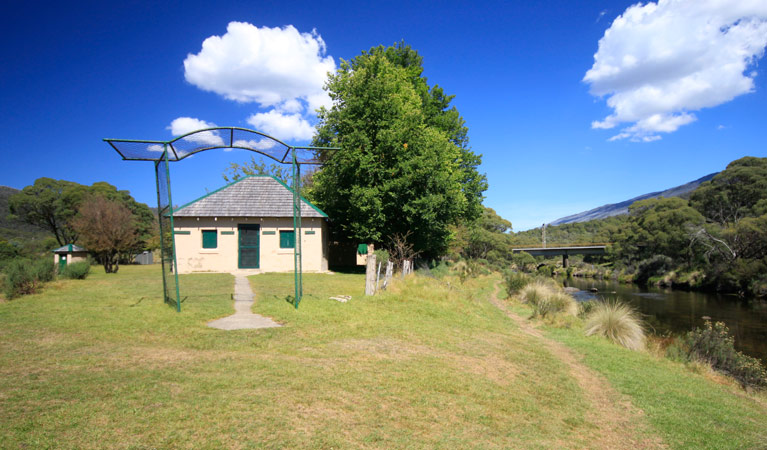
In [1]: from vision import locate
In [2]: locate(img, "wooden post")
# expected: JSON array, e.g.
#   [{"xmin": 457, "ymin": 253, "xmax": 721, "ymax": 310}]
[
  {"xmin": 365, "ymin": 244, "xmax": 376, "ymax": 296},
  {"xmin": 383, "ymin": 261, "xmax": 393, "ymax": 290}
]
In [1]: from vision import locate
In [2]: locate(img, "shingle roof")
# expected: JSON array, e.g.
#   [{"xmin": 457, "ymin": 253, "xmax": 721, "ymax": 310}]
[{"xmin": 173, "ymin": 176, "xmax": 328, "ymax": 218}]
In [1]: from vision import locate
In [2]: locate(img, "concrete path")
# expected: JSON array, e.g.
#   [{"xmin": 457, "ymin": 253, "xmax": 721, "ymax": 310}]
[{"xmin": 207, "ymin": 275, "xmax": 281, "ymax": 330}]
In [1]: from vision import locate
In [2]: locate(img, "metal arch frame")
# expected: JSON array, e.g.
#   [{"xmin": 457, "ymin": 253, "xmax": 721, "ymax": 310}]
[{"xmin": 104, "ymin": 127, "xmax": 339, "ymax": 311}]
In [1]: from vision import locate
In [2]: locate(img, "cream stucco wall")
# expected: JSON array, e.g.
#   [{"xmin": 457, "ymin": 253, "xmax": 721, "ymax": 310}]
[
  {"xmin": 173, "ymin": 216, "xmax": 328, "ymax": 274},
  {"xmin": 53, "ymin": 252, "xmax": 88, "ymax": 269}
]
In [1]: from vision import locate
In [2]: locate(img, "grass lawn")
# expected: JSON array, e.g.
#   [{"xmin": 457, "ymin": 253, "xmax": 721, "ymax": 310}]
[{"xmin": 0, "ymin": 265, "xmax": 765, "ymax": 448}]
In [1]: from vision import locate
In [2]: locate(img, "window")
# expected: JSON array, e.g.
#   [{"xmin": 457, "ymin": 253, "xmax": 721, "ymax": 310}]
[
  {"xmin": 279, "ymin": 230, "xmax": 295, "ymax": 249},
  {"xmin": 202, "ymin": 230, "xmax": 217, "ymax": 249}
]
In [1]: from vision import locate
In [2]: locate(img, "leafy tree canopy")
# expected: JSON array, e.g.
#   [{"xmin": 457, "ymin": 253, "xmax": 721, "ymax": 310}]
[
  {"xmin": 9, "ymin": 178, "xmax": 154, "ymax": 251},
  {"xmin": 71, "ymin": 196, "xmax": 139, "ymax": 273},
  {"xmin": 223, "ymin": 156, "xmax": 291, "ymax": 185},
  {"xmin": 690, "ymin": 156, "xmax": 767, "ymax": 226},
  {"xmin": 312, "ymin": 43, "xmax": 487, "ymax": 258},
  {"xmin": 620, "ymin": 197, "xmax": 705, "ymax": 263}
]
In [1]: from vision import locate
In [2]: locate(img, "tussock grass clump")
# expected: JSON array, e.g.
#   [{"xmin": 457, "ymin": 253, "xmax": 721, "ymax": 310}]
[
  {"xmin": 518, "ymin": 281, "xmax": 555, "ymax": 305},
  {"xmin": 584, "ymin": 301, "xmax": 645, "ymax": 351},
  {"xmin": 531, "ymin": 291, "xmax": 578, "ymax": 318},
  {"xmin": 519, "ymin": 281, "xmax": 577, "ymax": 318}
]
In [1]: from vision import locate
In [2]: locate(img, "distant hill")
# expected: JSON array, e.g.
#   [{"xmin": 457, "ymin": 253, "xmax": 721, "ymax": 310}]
[{"xmin": 550, "ymin": 172, "xmax": 718, "ymax": 226}]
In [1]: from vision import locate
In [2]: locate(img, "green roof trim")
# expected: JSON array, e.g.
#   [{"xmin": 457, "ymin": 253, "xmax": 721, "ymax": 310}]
[
  {"xmin": 271, "ymin": 176, "xmax": 329, "ymax": 218},
  {"xmin": 52, "ymin": 244, "xmax": 87, "ymax": 253}
]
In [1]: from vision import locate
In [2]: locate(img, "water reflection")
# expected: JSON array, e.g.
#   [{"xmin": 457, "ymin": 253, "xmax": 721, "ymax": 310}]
[{"xmin": 563, "ymin": 277, "xmax": 767, "ymax": 364}]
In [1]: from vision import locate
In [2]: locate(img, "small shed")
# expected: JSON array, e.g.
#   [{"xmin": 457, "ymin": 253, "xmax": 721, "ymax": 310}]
[{"xmin": 52, "ymin": 244, "xmax": 88, "ymax": 272}]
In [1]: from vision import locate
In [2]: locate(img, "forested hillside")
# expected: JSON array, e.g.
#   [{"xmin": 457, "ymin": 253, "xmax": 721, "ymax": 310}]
[
  {"xmin": 507, "ymin": 157, "xmax": 767, "ymax": 297},
  {"xmin": 0, "ymin": 186, "xmax": 54, "ymax": 258}
]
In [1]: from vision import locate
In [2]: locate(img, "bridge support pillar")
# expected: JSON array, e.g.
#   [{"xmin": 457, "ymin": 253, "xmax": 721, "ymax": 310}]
[{"xmin": 563, "ymin": 253, "xmax": 569, "ymax": 268}]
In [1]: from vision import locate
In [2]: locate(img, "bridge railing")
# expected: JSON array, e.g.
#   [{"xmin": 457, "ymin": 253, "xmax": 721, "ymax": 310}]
[{"xmin": 513, "ymin": 243, "xmax": 610, "ymax": 249}]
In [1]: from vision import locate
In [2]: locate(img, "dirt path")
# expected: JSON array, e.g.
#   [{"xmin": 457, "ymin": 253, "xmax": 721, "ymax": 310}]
[{"xmin": 489, "ymin": 283, "xmax": 666, "ymax": 449}]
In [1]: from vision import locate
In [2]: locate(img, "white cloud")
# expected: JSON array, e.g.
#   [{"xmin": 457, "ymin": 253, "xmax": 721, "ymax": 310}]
[
  {"xmin": 167, "ymin": 117, "xmax": 224, "ymax": 147},
  {"xmin": 246, "ymin": 110, "xmax": 315, "ymax": 142},
  {"xmin": 183, "ymin": 22, "xmax": 335, "ymax": 113},
  {"xmin": 585, "ymin": 0, "xmax": 767, "ymax": 142},
  {"xmin": 232, "ymin": 138, "xmax": 278, "ymax": 151}
]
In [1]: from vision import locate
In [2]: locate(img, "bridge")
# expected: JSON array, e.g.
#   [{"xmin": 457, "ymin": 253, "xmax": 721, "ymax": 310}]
[{"xmin": 512, "ymin": 244, "xmax": 608, "ymax": 268}]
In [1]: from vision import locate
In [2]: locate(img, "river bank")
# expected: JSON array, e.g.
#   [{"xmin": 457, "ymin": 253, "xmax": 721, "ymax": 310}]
[{"xmin": 562, "ymin": 275, "xmax": 767, "ymax": 364}]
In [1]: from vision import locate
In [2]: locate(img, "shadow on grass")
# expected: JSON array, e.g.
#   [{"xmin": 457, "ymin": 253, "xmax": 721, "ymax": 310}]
[{"xmin": 329, "ymin": 265, "xmax": 366, "ymax": 275}]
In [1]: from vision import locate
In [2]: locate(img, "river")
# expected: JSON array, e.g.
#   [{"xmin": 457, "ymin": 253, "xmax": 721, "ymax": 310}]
[{"xmin": 562, "ymin": 276, "xmax": 767, "ymax": 364}]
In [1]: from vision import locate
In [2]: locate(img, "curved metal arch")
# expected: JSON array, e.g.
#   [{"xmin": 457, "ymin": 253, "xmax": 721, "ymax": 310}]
[
  {"xmin": 104, "ymin": 126, "xmax": 334, "ymax": 164},
  {"xmin": 168, "ymin": 127, "xmax": 292, "ymax": 163}
]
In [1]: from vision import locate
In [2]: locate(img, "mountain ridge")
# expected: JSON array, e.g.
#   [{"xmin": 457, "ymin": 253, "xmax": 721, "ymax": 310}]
[{"xmin": 550, "ymin": 172, "xmax": 718, "ymax": 226}]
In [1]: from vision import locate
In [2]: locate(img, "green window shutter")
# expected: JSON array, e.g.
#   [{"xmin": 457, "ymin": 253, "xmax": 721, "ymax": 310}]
[
  {"xmin": 202, "ymin": 230, "xmax": 217, "ymax": 249},
  {"xmin": 357, "ymin": 243, "xmax": 368, "ymax": 255},
  {"xmin": 280, "ymin": 230, "xmax": 295, "ymax": 249}
]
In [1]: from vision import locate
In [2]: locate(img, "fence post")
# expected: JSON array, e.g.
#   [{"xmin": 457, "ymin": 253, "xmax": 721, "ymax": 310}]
[
  {"xmin": 383, "ymin": 261, "xmax": 393, "ymax": 290},
  {"xmin": 365, "ymin": 246, "xmax": 377, "ymax": 296}
]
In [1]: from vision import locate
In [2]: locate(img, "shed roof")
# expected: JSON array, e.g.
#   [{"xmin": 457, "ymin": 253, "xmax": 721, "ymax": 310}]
[
  {"xmin": 52, "ymin": 244, "xmax": 87, "ymax": 253},
  {"xmin": 173, "ymin": 176, "xmax": 328, "ymax": 218}
]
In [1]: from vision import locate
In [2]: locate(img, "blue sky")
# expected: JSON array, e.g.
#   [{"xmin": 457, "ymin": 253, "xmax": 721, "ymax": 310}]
[{"xmin": 2, "ymin": 0, "xmax": 766, "ymax": 231}]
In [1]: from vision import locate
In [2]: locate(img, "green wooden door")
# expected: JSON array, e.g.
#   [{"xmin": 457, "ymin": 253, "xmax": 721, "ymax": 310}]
[
  {"xmin": 58, "ymin": 255, "xmax": 67, "ymax": 271},
  {"xmin": 238, "ymin": 224, "xmax": 260, "ymax": 269}
]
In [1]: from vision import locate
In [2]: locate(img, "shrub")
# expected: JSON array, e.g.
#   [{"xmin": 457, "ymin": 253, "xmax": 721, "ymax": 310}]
[
  {"xmin": 373, "ymin": 249, "xmax": 390, "ymax": 267},
  {"xmin": 677, "ymin": 320, "xmax": 767, "ymax": 389},
  {"xmin": 584, "ymin": 301, "xmax": 645, "ymax": 351},
  {"xmin": 635, "ymin": 255, "xmax": 673, "ymax": 285},
  {"xmin": 511, "ymin": 252, "xmax": 536, "ymax": 272},
  {"xmin": 537, "ymin": 265, "xmax": 553, "ymax": 277},
  {"xmin": 33, "ymin": 258, "xmax": 55, "ymax": 283},
  {"xmin": 577, "ymin": 300, "xmax": 597, "ymax": 318},
  {"xmin": 504, "ymin": 271, "xmax": 530, "ymax": 296},
  {"xmin": 3, "ymin": 258, "xmax": 40, "ymax": 299},
  {"xmin": 59, "ymin": 261, "xmax": 91, "ymax": 280}
]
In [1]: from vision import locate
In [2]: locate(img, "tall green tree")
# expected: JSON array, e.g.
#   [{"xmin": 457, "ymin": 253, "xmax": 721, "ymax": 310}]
[
  {"xmin": 312, "ymin": 43, "xmax": 487, "ymax": 258},
  {"xmin": 8, "ymin": 178, "xmax": 86, "ymax": 245}
]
